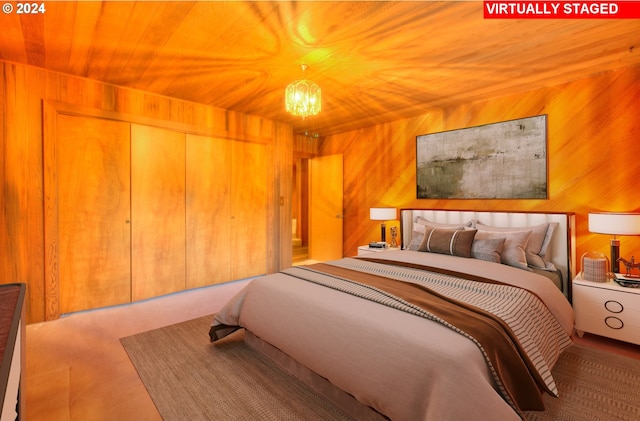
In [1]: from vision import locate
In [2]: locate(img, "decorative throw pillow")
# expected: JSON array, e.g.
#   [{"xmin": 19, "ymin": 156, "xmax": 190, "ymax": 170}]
[
  {"xmin": 418, "ymin": 227, "xmax": 477, "ymax": 258},
  {"xmin": 408, "ymin": 224, "xmax": 428, "ymax": 251},
  {"xmin": 473, "ymin": 229, "xmax": 532, "ymax": 270},
  {"xmin": 471, "ymin": 238, "xmax": 506, "ymax": 264},
  {"xmin": 475, "ymin": 222, "xmax": 558, "ymax": 270},
  {"xmin": 408, "ymin": 217, "xmax": 467, "ymax": 251}
]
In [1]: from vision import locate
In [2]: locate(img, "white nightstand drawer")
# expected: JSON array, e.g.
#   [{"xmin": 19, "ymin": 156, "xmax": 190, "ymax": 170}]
[
  {"xmin": 574, "ymin": 304, "xmax": 640, "ymax": 330},
  {"xmin": 574, "ymin": 282, "xmax": 640, "ymax": 311},
  {"xmin": 573, "ymin": 277, "xmax": 640, "ymax": 345},
  {"xmin": 575, "ymin": 314, "xmax": 640, "ymax": 345}
]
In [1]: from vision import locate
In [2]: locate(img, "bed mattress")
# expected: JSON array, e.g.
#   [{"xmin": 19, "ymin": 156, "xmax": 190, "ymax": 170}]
[{"xmin": 211, "ymin": 250, "xmax": 574, "ymax": 421}]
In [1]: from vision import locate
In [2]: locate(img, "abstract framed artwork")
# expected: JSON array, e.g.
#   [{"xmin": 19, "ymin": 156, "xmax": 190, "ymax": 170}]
[{"xmin": 416, "ymin": 115, "xmax": 547, "ymax": 199}]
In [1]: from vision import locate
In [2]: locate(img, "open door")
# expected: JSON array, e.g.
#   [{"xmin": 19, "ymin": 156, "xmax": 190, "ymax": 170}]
[{"xmin": 309, "ymin": 154, "xmax": 343, "ymax": 261}]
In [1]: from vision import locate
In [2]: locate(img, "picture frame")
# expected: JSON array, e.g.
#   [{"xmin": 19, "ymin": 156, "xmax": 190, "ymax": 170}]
[{"xmin": 416, "ymin": 115, "xmax": 547, "ymax": 199}]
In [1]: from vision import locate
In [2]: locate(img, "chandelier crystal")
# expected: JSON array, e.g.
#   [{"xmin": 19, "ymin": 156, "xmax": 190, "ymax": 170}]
[{"xmin": 285, "ymin": 64, "xmax": 321, "ymax": 118}]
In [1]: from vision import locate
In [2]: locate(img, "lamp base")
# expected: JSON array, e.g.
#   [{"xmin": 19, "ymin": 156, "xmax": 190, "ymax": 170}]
[
  {"xmin": 380, "ymin": 223, "xmax": 386, "ymax": 243},
  {"xmin": 611, "ymin": 239, "xmax": 620, "ymax": 274}
]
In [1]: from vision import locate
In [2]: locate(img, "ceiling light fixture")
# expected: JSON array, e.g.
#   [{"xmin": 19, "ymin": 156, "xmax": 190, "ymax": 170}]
[{"xmin": 285, "ymin": 64, "xmax": 321, "ymax": 118}]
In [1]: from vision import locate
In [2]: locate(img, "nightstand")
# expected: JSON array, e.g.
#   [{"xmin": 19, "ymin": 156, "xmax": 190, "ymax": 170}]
[
  {"xmin": 357, "ymin": 245, "xmax": 399, "ymax": 256},
  {"xmin": 573, "ymin": 275, "xmax": 640, "ymax": 345}
]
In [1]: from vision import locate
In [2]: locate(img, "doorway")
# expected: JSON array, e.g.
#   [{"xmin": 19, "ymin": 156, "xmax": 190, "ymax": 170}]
[
  {"xmin": 292, "ymin": 154, "xmax": 344, "ymax": 264},
  {"xmin": 292, "ymin": 157, "xmax": 310, "ymax": 263}
]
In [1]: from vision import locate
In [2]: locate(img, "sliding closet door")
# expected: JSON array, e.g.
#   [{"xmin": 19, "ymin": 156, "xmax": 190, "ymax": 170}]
[
  {"xmin": 186, "ymin": 134, "xmax": 231, "ymax": 288},
  {"xmin": 131, "ymin": 125, "xmax": 186, "ymax": 301},
  {"xmin": 230, "ymin": 140, "xmax": 267, "ymax": 280},
  {"xmin": 57, "ymin": 115, "xmax": 132, "ymax": 314}
]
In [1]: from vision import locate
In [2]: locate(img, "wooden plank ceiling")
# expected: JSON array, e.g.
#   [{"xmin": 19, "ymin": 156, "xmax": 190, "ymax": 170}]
[{"xmin": 1, "ymin": 1, "xmax": 639, "ymax": 136}]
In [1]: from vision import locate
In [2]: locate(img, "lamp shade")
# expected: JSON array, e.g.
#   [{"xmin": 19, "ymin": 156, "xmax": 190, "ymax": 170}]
[
  {"xmin": 370, "ymin": 208, "xmax": 396, "ymax": 221},
  {"xmin": 588, "ymin": 212, "xmax": 640, "ymax": 235}
]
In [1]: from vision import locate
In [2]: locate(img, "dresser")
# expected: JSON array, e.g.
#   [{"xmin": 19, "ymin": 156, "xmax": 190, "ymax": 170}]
[
  {"xmin": 573, "ymin": 276, "xmax": 640, "ymax": 345},
  {"xmin": 1, "ymin": 284, "xmax": 25, "ymax": 421}
]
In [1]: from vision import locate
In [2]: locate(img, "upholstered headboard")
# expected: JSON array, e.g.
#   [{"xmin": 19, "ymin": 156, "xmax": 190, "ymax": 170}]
[{"xmin": 400, "ymin": 209, "xmax": 576, "ymax": 298}]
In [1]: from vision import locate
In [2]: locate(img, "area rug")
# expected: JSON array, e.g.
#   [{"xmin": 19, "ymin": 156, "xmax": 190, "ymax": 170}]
[
  {"xmin": 120, "ymin": 315, "xmax": 353, "ymax": 421},
  {"xmin": 122, "ymin": 315, "xmax": 640, "ymax": 421},
  {"xmin": 524, "ymin": 343, "xmax": 640, "ymax": 421}
]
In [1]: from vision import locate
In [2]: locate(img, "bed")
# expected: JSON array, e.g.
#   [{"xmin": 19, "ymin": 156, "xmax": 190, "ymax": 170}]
[{"xmin": 210, "ymin": 209, "xmax": 576, "ymax": 421}]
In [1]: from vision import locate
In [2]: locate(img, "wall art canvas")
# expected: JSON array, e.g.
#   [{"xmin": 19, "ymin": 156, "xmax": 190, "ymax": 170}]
[{"xmin": 416, "ymin": 115, "xmax": 547, "ymax": 199}]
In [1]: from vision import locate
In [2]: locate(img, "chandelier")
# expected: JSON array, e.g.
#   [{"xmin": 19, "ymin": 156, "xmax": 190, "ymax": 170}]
[{"xmin": 285, "ymin": 64, "xmax": 321, "ymax": 118}]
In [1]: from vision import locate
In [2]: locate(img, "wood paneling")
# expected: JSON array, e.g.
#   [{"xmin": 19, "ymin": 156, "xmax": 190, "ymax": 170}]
[
  {"xmin": 231, "ymin": 141, "xmax": 268, "ymax": 280},
  {"xmin": 131, "ymin": 125, "xmax": 187, "ymax": 301},
  {"xmin": 3, "ymin": 53, "xmax": 639, "ymax": 320},
  {"xmin": 186, "ymin": 135, "xmax": 231, "ymax": 289},
  {"xmin": 2, "ymin": 2, "xmax": 640, "ymax": 136},
  {"xmin": 186, "ymin": 135, "xmax": 273, "ymax": 285},
  {"xmin": 5, "ymin": 64, "xmax": 47, "ymax": 322},
  {"xmin": 2, "ymin": 61, "xmax": 291, "ymax": 323},
  {"xmin": 322, "ymin": 65, "xmax": 640, "ymax": 266},
  {"xmin": 57, "ymin": 115, "xmax": 132, "ymax": 313}
]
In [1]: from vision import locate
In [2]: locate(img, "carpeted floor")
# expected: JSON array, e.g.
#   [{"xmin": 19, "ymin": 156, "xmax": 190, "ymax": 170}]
[{"xmin": 121, "ymin": 316, "xmax": 640, "ymax": 421}]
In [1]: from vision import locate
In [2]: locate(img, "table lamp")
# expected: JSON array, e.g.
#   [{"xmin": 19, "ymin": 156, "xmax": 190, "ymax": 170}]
[
  {"xmin": 370, "ymin": 207, "xmax": 397, "ymax": 243},
  {"xmin": 588, "ymin": 212, "xmax": 640, "ymax": 273}
]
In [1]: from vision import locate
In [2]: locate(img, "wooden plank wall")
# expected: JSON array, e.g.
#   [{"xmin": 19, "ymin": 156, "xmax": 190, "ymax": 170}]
[
  {"xmin": 321, "ymin": 65, "xmax": 640, "ymax": 267},
  {"xmin": 3, "ymin": 58, "xmax": 638, "ymax": 321},
  {"xmin": 0, "ymin": 60, "xmax": 293, "ymax": 323}
]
